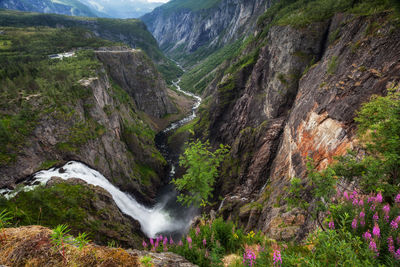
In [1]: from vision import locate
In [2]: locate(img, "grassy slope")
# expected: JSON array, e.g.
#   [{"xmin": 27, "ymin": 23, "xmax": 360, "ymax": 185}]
[{"xmin": 0, "ymin": 9, "xmax": 182, "ymax": 82}]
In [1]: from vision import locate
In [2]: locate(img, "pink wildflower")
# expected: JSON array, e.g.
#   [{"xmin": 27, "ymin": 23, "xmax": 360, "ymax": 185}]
[
  {"xmin": 328, "ymin": 221, "xmax": 335, "ymax": 230},
  {"xmin": 178, "ymin": 240, "xmax": 183, "ymax": 246},
  {"xmin": 195, "ymin": 226, "xmax": 200, "ymax": 236},
  {"xmin": 363, "ymin": 231, "xmax": 372, "ymax": 240},
  {"xmin": 375, "ymin": 192, "xmax": 383, "ymax": 203},
  {"xmin": 383, "ymin": 204, "xmax": 390, "ymax": 214},
  {"xmin": 388, "ymin": 236, "xmax": 395, "ymax": 254},
  {"xmin": 373, "ymin": 212, "xmax": 379, "ymax": 221},
  {"xmin": 395, "ymin": 194, "xmax": 400, "ymax": 203},
  {"xmin": 142, "ymin": 240, "xmax": 147, "ymax": 249},
  {"xmin": 344, "ymin": 191, "xmax": 350, "ymax": 201},
  {"xmin": 370, "ymin": 204, "xmax": 376, "ymax": 211},
  {"xmin": 169, "ymin": 237, "xmax": 174, "ymax": 245},
  {"xmin": 359, "ymin": 211, "xmax": 365, "ymax": 218},
  {"xmin": 390, "ymin": 220, "xmax": 398, "ymax": 230},
  {"xmin": 243, "ymin": 248, "xmax": 257, "ymax": 267},
  {"xmin": 203, "ymin": 238, "xmax": 207, "ymax": 247},
  {"xmin": 396, "ymin": 248, "xmax": 400, "ymax": 260},
  {"xmin": 352, "ymin": 218, "xmax": 358, "ymax": 230},
  {"xmin": 273, "ymin": 250, "xmax": 282, "ymax": 267},
  {"xmin": 352, "ymin": 198, "xmax": 358, "ymax": 206},
  {"xmin": 359, "ymin": 199, "xmax": 364, "ymax": 206},
  {"xmin": 373, "ymin": 224, "xmax": 380, "ymax": 238},
  {"xmin": 187, "ymin": 236, "xmax": 192, "ymax": 249},
  {"xmin": 369, "ymin": 240, "xmax": 379, "ymax": 254},
  {"xmin": 150, "ymin": 238, "xmax": 154, "ymax": 246}
]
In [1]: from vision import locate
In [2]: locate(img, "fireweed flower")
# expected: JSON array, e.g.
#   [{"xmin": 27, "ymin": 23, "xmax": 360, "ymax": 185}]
[
  {"xmin": 373, "ymin": 224, "xmax": 380, "ymax": 238},
  {"xmin": 369, "ymin": 240, "xmax": 378, "ymax": 254},
  {"xmin": 395, "ymin": 216, "xmax": 400, "ymax": 223},
  {"xmin": 360, "ymin": 220, "xmax": 366, "ymax": 226},
  {"xmin": 395, "ymin": 194, "xmax": 400, "ymax": 203},
  {"xmin": 360, "ymin": 211, "xmax": 365, "ymax": 218},
  {"xmin": 195, "ymin": 226, "xmax": 200, "ymax": 236},
  {"xmin": 352, "ymin": 218, "xmax": 358, "ymax": 229},
  {"xmin": 273, "ymin": 250, "xmax": 282, "ymax": 267},
  {"xmin": 344, "ymin": 191, "xmax": 350, "ymax": 201},
  {"xmin": 396, "ymin": 248, "xmax": 400, "ymax": 260},
  {"xmin": 203, "ymin": 238, "xmax": 207, "ymax": 247},
  {"xmin": 243, "ymin": 248, "xmax": 257, "ymax": 267},
  {"xmin": 363, "ymin": 231, "xmax": 372, "ymax": 240},
  {"xmin": 328, "ymin": 221, "xmax": 335, "ymax": 229},
  {"xmin": 390, "ymin": 220, "xmax": 398, "ymax": 230},
  {"xmin": 150, "ymin": 238, "xmax": 154, "ymax": 246},
  {"xmin": 383, "ymin": 204, "xmax": 390, "ymax": 214},
  {"xmin": 169, "ymin": 237, "xmax": 174, "ymax": 245},
  {"xmin": 353, "ymin": 198, "xmax": 358, "ymax": 206},
  {"xmin": 359, "ymin": 199, "xmax": 364, "ymax": 206},
  {"xmin": 373, "ymin": 212, "xmax": 379, "ymax": 221},
  {"xmin": 187, "ymin": 236, "xmax": 192, "ymax": 249},
  {"xmin": 142, "ymin": 240, "xmax": 147, "ymax": 249},
  {"xmin": 375, "ymin": 192, "xmax": 383, "ymax": 203},
  {"xmin": 163, "ymin": 238, "xmax": 168, "ymax": 251},
  {"xmin": 367, "ymin": 196, "xmax": 374, "ymax": 203},
  {"xmin": 388, "ymin": 236, "xmax": 395, "ymax": 254},
  {"xmin": 178, "ymin": 240, "xmax": 183, "ymax": 246}
]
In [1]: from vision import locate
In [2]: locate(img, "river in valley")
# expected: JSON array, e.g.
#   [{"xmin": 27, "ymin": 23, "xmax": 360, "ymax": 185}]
[{"xmin": 0, "ymin": 80, "xmax": 202, "ymax": 240}]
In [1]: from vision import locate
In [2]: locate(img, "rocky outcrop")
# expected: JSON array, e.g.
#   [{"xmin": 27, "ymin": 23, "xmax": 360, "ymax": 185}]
[
  {"xmin": 202, "ymin": 13, "xmax": 400, "ymax": 240},
  {"xmin": 142, "ymin": 0, "xmax": 272, "ymax": 62},
  {"xmin": 95, "ymin": 47, "xmax": 177, "ymax": 118},
  {"xmin": 0, "ymin": 225, "xmax": 197, "ymax": 267},
  {"xmin": 0, "ymin": 53, "xmax": 171, "ymax": 204},
  {"xmin": 46, "ymin": 177, "xmax": 145, "ymax": 248}
]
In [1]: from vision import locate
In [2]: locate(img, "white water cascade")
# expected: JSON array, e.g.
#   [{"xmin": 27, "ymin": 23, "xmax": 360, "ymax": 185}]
[{"xmin": 32, "ymin": 161, "xmax": 191, "ymax": 238}]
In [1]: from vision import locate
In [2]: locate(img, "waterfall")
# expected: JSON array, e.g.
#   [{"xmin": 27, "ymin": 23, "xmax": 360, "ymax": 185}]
[{"xmin": 32, "ymin": 161, "xmax": 193, "ymax": 238}]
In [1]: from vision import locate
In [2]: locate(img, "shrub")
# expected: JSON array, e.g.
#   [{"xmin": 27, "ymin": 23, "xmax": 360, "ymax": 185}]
[{"xmin": 172, "ymin": 140, "xmax": 229, "ymax": 207}]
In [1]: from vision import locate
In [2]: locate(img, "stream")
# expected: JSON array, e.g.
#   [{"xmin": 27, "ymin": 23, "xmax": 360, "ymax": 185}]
[{"xmin": 0, "ymin": 80, "xmax": 202, "ymax": 240}]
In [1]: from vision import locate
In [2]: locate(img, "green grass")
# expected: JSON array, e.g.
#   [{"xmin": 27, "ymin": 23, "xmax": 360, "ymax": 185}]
[{"xmin": 179, "ymin": 39, "xmax": 244, "ymax": 94}]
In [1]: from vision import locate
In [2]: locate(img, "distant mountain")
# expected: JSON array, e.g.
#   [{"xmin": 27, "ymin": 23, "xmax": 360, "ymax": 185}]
[
  {"xmin": 80, "ymin": 0, "xmax": 167, "ymax": 18},
  {"xmin": 0, "ymin": 0, "xmax": 99, "ymax": 17}
]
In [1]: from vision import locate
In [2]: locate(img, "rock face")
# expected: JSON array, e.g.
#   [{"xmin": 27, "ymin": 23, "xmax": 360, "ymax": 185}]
[
  {"xmin": 0, "ymin": 49, "xmax": 174, "ymax": 204},
  {"xmin": 95, "ymin": 47, "xmax": 177, "ymax": 118},
  {"xmin": 201, "ymin": 13, "xmax": 400, "ymax": 240},
  {"xmin": 142, "ymin": 0, "xmax": 272, "ymax": 60}
]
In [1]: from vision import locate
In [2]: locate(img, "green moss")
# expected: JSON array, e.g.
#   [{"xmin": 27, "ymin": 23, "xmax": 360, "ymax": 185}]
[
  {"xmin": 39, "ymin": 160, "xmax": 61, "ymax": 170},
  {"xmin": 0, "ymin": 183, "xmax": 93, "ymax": 230},
  {"xmin": 327, "ymin": 55, "xmax": 339, "ymax": 75}
]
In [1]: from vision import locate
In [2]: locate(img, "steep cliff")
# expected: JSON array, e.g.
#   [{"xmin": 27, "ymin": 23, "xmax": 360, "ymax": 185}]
[
  {"xmin": 0, "ymin": 27, "xmax": 178, "ymax": 204},
  {"xmin": 141, "ymin": 0, "xmax": 272, "ymax": 66},
  {"xmin": 0, "ymin": 9, "xmax": 183, "ymax": 82},
  {"xmin": 193, "ymin": 7, "xmax": 400, "ymax": 240}
]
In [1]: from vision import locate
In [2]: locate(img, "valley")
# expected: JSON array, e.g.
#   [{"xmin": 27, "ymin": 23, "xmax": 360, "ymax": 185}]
[{"xmin": 0, "ymin": 0, "xmax": 400, "ymax": 266}]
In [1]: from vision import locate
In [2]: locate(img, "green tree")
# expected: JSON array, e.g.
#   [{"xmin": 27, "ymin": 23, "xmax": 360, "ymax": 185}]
[
  {"xmin": 334, "ymin": 86, "xmax": 400, "ymax": 198},
  {"xmin": 172, "ymin": 139, "xmax": 229, "ymax": 207}
]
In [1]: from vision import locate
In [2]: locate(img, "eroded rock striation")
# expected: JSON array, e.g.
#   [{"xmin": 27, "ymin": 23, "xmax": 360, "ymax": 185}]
[
  {"xmin": 199, "ymin": 13, "xmax": 400, "ymax": 240},
  {"xmin": 142, "ymin": 0, "xmax": 272, "ymax": 61}
]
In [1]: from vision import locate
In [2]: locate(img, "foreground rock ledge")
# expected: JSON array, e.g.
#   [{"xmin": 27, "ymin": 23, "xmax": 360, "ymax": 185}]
[{"xmin": 0, "ymin": 226, "xmax": 197, "ymax": 267}]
